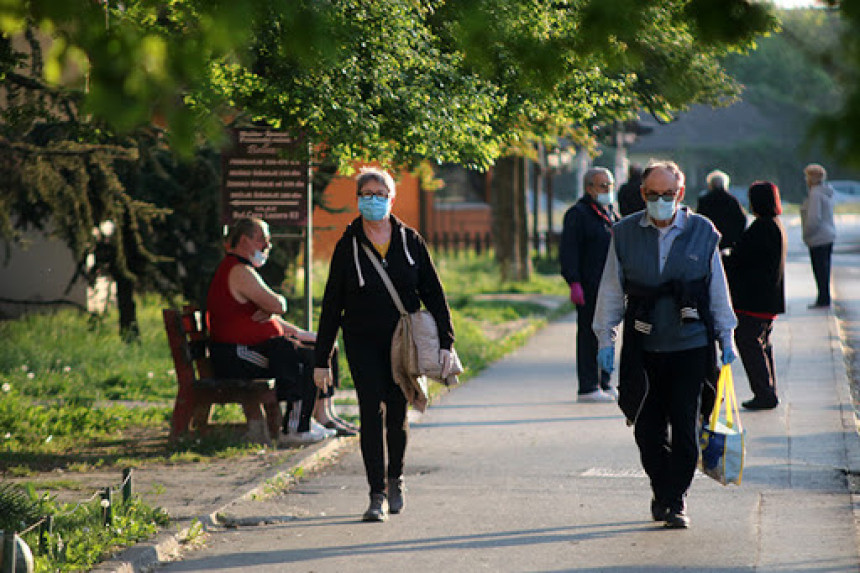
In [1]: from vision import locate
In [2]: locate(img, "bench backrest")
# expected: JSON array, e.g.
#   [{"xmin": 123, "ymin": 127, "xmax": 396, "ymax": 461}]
[{"xmin": 163, "ymin": 307, "xmax": 214, "ymax": 389}]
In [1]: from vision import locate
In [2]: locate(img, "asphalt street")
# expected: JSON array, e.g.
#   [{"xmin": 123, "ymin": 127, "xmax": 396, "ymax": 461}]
[{"xmin": 144, "ymin": 215, "xmax": 860, "ymax": 573}]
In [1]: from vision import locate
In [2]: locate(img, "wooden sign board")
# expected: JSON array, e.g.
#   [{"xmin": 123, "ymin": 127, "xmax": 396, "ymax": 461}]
[{"xmin": 221, "ymin": 128, "xmax": 308, "ymax": 227}]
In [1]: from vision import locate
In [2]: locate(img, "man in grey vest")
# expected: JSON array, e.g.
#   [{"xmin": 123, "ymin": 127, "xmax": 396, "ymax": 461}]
[{"xmin": 593, "ymin": 160, "xmax": 737, "ymax": 529}]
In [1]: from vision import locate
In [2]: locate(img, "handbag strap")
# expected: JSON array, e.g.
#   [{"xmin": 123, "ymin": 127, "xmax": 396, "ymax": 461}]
[{"xmin": 361, "ymin": 243, "xmax": 408, "ymax": 316}]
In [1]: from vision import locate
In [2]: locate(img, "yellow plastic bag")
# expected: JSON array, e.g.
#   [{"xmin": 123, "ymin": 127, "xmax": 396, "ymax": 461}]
[{"xmin": 699, "ymin": 364, "xmax": 746, "ymax": 485}]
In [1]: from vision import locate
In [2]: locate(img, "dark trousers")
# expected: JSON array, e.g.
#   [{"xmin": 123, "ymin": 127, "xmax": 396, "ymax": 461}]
[
  {"xmin": 809, "ymin": 243, "xmax": 833, "ymax": 305},
  {"xmin": 634, "ymin": 346, "xmax": 707, "ymax": 509},
  {"xmin": 344, "ymin": 332, "xmax": 409, "ymax": 496},
  {"xmin": 735, "ymin": 314, "xmax": 778, "ymax": 405},
  {"xmin": 576, "ymin": 293, "xmax": 611, "ymax": 394},
  {"xmin": 210, "ymin": 337, "xmax": 317, "ymax": 433}
]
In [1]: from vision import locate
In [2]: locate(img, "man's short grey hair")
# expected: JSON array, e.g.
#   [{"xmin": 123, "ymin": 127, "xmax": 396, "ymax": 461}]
[
  {"xmin": 356, "ymin": 167, "xmax": 397, "ymax": 197},
  {"xmin": 583, "ymin": 167, "xmax": 614, "ymax": 187},
  {"xmin": 228, "ymin": 217, "xmax": 267, "ymax": 248},
  {"xmin": 706, "ymin": 170, "xmax": 730, "ymax": 191}
]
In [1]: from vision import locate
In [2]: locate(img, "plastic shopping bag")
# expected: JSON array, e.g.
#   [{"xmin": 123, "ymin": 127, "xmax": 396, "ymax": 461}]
[{"xmin": 699, "ymin": 364, "xmax": 746, "ymax": 485}]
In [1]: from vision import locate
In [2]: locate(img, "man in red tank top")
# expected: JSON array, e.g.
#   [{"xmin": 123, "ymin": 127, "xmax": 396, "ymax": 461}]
[{"xmin": 208, "ymin": 218, "xmax": 337, "ymax": 445}]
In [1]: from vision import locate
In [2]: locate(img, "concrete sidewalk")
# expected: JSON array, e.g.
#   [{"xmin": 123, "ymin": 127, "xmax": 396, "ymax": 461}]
[{"xmin": 130, "ymin": 251, "xmax": 860, "ymax": 572}]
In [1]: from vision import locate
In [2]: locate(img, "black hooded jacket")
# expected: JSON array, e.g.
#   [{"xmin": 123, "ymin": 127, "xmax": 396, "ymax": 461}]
[
  {"xmin": 696, "ymin": 187, "xmax": 747, "ymax": 250},
  {"xmin": 314, "ymin": 215, "xmax": 454, "ymax": 368}
]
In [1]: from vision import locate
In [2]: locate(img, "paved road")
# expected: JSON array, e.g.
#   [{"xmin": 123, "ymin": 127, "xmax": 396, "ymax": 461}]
[{"xmin": 148, "ymin": 216, "xmax": 860, "ymax": 573}]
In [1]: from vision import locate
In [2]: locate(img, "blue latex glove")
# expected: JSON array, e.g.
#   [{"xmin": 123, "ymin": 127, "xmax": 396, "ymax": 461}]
[
  {"xmin": 598, "ymin": 346, "xmax": 615, "ymax": 374},
  {"xmin": 721, "ymin": 345, "xmax": 737, "ymax": 366}
]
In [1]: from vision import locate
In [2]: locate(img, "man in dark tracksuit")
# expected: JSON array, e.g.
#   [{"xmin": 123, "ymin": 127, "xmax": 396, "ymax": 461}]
[
  {"xmin": 560, "ymin": 167, "xmax": 620, "ymax": 402},
  {"xmin": 594, "ymin": 161, "xmax": 737, "ymax": 529}
]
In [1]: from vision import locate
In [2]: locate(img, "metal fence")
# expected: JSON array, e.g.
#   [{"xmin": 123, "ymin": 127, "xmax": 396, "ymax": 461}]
[{"xmin": 1, "ymin": 468, "xmax": 135, "ymax": 572}]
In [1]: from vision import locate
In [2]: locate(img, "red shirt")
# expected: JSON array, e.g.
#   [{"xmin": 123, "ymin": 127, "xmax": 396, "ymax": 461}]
[{"xmin": 207, "ymin": 255, "xmax": 284, "ymax": 345}]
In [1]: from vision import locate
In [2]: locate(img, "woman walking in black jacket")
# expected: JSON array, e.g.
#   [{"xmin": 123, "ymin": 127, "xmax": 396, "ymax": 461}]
[
  {"xmin": 312, "ymin": 167, "xmax": 456, "ymax": 521},
  {"xmin": 724, "ymin": 181, "xmax": 786, "ymax": 410}
]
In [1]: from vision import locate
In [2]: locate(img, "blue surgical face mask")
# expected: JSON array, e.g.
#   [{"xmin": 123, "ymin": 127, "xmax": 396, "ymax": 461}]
[
  {"xmin": 250, "ymin": 249, "xmax": 269, "ymax": 268},
  {"xmin": 358, "ymin": 196, "xmax": 391, "ymax": 221},
  {"xmin": 646, "ymin": 196, "xmax": 677, "ymax": 221},
  {"xmin": 596, "ymin": 192, "xmax": 614, "ymax": 207}
]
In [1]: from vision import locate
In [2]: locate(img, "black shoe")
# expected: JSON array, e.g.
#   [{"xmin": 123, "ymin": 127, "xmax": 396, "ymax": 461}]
[
  {"xmin": 664, "ymin": 506, "xmax": 690, "ymax": 529},
  {"xmin": 808, "ymin": 302, "xmax": 830, "ymax": 309},
  {"xmin": 650, "ymin": 498, "xmax": 669, "ymax": 522},
  {"xmin": 362, "ymin": 493, "xmax": 387, "ymax": 522},
  {"xmin": 323, "ymin": 420, "xmax": 358, "ymax": 437},
  {"xmin": 388, "ymin": 477, "xmax": 405, "ymax": 514},
  {"xmin": 742, "ymin": 398, "xmax": 778, "ymax": 411}
]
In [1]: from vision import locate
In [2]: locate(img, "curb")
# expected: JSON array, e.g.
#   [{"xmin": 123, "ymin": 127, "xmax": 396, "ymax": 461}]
[
  {"xmin": 93, "ymin": 404, "xmax": 433, "ymax": 572},
  {"xmin": 829, "ymin": 309, "xmax": 860, "ymax": 557},
  {"xmin": 92, "ymin": 436, "xmax": 359, "ymax": 573}
]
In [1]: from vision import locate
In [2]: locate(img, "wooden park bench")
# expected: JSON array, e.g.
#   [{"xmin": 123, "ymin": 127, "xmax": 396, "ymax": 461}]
[{"xmin": 162, "ymin": 307, "xmax": 282, "ymax": 443}]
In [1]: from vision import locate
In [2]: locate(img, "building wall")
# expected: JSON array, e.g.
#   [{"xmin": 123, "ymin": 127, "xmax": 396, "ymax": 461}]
[
  {"xmin": 424, "ymin": 202, "xmax": 492, "ymax": 239},
  {"xmin": 0, "ymin": 228, "xmax": 89, "ymax": 318}
]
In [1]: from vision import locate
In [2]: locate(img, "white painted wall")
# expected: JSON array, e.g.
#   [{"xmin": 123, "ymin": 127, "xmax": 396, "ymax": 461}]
[{"xmin": 0, "ymin": 228, "xmax": 102, "ymax": 318}]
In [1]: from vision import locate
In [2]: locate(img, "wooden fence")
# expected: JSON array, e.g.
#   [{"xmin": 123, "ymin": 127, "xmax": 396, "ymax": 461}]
[{"xmin": 427, "ymin": 231, "xmax": 493, "ymax": 255}]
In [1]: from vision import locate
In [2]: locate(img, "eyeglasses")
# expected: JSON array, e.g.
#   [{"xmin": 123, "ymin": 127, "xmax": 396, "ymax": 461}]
[
  {"xmin": 643, "ymin": 189, "xmax": 679, "ymax": 202},
  {"xmin": 357, "ymin": 189, "xmax": 390, "ymax": 199},
  {"xmin": 590, "ymin": 182, "xmax": 612, "ymax": 190}
]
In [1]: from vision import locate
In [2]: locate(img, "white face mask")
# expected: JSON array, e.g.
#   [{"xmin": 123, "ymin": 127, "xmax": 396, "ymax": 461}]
[
  {"xmin": 250, "ymin": 249, "xmax": 268, "ymax": 268},
  {"xmin": 596, "ymin": 191, "xmax": 614, "ymax": 206},
  {"xmin": 646, "ymin": 196, "xmax": 677, "ymax": 221}
]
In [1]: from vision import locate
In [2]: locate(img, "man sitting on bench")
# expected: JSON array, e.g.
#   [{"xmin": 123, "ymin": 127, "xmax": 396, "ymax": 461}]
[{"xmin": 207, "ymin": 217, "xmax": 337, "ymax": 445}]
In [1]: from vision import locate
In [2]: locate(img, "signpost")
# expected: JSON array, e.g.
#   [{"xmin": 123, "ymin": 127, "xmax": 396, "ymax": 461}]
[
  {"xmin": 221, "ymin": 128, "xmax": 308, "ymax": 226},
  {"xmin": 221, "ymin": 127, "xmax": 314, "ymax": 329}
]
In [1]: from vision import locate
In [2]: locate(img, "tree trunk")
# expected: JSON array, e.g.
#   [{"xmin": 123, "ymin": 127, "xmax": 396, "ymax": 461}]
[
  {"xmin": 533, "ymin": 146, "xmax": 542, "ymax": 254},
  {"xmin": 491, "ymin": 155, "xmax": 532, "ymax": 282},
  {"xmin": 515, "ymin": 156, "xmax": 531, "ymax": 281},
  {"xmin": 491, "ymin": 156, "xmax": 517, "ymax": 281},
  {"xmin": 115, "ymin": 274, "xmax": 139, "ymax": 343}
]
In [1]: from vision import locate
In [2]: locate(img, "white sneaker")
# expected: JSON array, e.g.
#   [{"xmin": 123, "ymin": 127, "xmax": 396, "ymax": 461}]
[
  {"xmin": 278, "ymin": 424, "xmax": 335, "ymax": 446},
  {"xmin": 578, "ymin": 389, "xmax": 615, "ymax": 403},
  {"xmin": 310, "ymin": 420, "xmax": 337, "ymax": 438},
  {"xmin": 604, "ymin": 386, "xmax": 619, "ymax": 400}
]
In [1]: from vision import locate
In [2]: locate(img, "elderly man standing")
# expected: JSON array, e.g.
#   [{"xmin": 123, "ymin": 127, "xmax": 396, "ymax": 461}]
[
  {"xmin": 560, "ymin": 167, "xmax": 620, "ymax": 402},
  {"xmin": 801, "ymin": 163, "xmax": 836, "ymax": 309},
  {"xmin": 593, "ymin": 160, "xmax": 737, "ymax": 528},
  {"xmin": 696, "ymin": 169, "xmax": 747, "ymax": 252}
]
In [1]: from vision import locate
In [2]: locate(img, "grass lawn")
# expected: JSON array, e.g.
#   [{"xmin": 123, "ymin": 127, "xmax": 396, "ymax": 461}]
[{"xmin": 0, "ymin": 251, "xmax": 569, "ymax": 474}]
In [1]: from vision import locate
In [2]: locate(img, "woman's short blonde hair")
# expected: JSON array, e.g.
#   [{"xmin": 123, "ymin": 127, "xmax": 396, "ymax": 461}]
[
  {"xmin": 356, "ymin": 167, "xmax": 396, "ymax": 197},
  {"xmin": 804, "ymin": 163, "xmax": 827, "ymax": 185}
]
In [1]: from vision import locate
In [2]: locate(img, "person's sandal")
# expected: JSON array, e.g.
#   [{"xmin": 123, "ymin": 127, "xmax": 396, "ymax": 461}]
[{"xmin": 323, "ymin": 419, "xmax": 358, "ymax": 436}]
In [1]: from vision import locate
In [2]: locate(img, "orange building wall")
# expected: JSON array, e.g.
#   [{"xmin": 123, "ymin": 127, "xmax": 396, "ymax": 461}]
[
  {"xmin": 424, "ymin": 204, "xmax": 492, "ymax": 237},
  {"xmin": 312, "ymin": 169, "xmax": 422, "ymax": 260}
]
